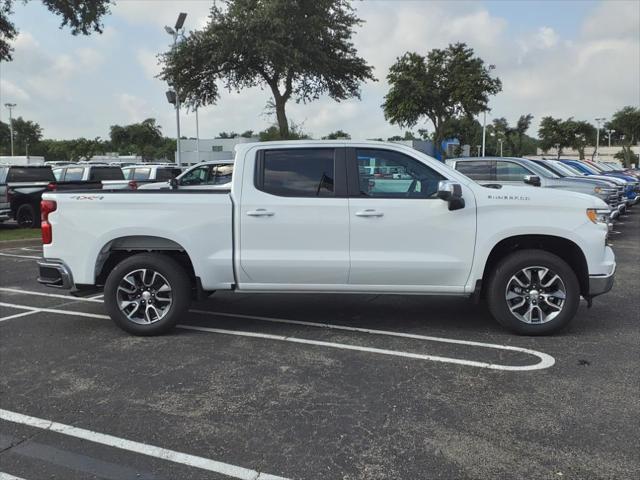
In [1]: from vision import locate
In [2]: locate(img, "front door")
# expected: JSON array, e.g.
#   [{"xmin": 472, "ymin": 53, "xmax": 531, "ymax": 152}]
[
  {"xmin": 238, "ymin": 147, "xmax": 350, "ymax": 288},
  {"xmin": 347, "ymin": 148, "xmax": 476, "ymax": 291}
]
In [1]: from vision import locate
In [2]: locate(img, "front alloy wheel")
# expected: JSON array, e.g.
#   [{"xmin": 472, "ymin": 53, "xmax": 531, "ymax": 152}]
[{"xmin": 505, "ymin": 266, "xmax": 567, "ymax": 324}]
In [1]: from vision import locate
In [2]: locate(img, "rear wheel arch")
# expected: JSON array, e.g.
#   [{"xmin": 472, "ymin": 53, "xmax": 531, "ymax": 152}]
[
  {"xmin": 95, "ymin": 235, "xmax": 197, "ymax": 287},
  {"xmin": 481, "ymin": 235, "xmax": 589, "ymax": 297}
]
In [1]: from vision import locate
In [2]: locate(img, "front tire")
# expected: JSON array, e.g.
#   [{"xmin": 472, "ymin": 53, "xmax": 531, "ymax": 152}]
[
  {"xmin": 104, "ymin": 253, "xmax": 192, "ymax": 335},
  {"xmin": 487, "ymin": 249, "xmax": 580, "ymax": 335}
]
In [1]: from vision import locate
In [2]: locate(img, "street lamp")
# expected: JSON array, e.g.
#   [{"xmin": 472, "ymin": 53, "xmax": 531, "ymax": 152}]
[
  {"xmin": 606, "ymin": 129, "xmax": 615, "ymax": 148},
  {"xmin": 165, "ymin": 12, "xmax": 187, "ymax": 166},
  {"xmin": 498, "ymin": 138, "xmax": 503, "ymax": 157},
  {"xmin": 481, "ymin": 65, "xmax": 496, "ymax": 157},
  {"xmin": 4, "ymin": 103, "xmax": 16, "ymax": 156},
  {"xmin": 595, "ymin": 117, "xmax": 606, "ymax": 160}
]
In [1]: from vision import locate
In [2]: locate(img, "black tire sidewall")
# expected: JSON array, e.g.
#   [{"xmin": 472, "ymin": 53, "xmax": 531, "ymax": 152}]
[
  {"xmin": 16, "ymin": 204, "xmax": 36, "ymax": 228},
  {"xmin": 487, "ymin": 250, "xmax": 580, "ymax": 335},
  {"xmin": 104, "ymin": 253, "xmax": 191, "ymax": 336}
]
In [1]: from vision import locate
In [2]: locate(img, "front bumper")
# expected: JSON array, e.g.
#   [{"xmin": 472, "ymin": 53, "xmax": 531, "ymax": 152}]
[
  {"xmin": 588, "ymin": 271, "xmax": 615, "ymax": 297},
  {"xmin": 37, "ymin": 259, "xmax": 74, "ymax": 289},
  {"xmin": 0, "ymin": 208, "xmax": 10, "ymax": 221}
]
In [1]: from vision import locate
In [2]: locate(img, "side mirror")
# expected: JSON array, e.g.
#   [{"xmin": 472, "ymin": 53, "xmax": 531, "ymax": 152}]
[
  {"xmin": 437, "ymin": 180, "xmax": 465, "ymax": 211},
  {"xmin": 169, "ymin": 177, "xmax": 179, "ymax": 190},
  {"xmin": 523, "ymin": 175, "xmax": 541, "ymax": 187}
]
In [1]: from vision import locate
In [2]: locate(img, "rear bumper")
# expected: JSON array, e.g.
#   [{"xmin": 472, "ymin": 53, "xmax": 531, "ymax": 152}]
[{"xmin": 37, "ymin": 259, "xmax": 74, "ymax": 289}]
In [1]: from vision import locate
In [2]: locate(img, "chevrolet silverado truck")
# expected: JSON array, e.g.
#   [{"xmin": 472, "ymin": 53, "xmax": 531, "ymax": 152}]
[{"xmin": 37, "ymin": 141, "xmax": 616, "ymax": 336}]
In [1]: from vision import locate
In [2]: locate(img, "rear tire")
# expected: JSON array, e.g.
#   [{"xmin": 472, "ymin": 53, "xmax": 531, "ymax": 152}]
[
  {"xmin": 104, "ymin": 253, "xmax": 192, "ymax": 336},
  {"xmin": 16, "ymin": 204, "xmax": 38, "ymax": 228},
  {"xmin": 486, "ymin": 249, "xmax": 580, "ymax": 335}
]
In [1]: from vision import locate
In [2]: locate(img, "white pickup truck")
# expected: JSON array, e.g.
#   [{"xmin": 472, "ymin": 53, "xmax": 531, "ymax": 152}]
[{"xmin": 37, "ymin": 141, "xmax": 615, "ymax": 336}]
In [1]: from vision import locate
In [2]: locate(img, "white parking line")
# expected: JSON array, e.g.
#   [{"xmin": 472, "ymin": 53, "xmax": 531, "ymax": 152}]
[
  {"xmin": 0, "ymin": 473, "xmax": 27, "ymax": 480},
  {"xmin": 0, "ymin": 408, "xmax": 288, "ymax": 480},
  {"xmin": 0, "ymin": 299, "xmax": 555, "ymax": 371},
  {"xmin": 20, "ymin": 247, "xmax": 42, "ymax": 252},
  {"xmin": 0, "ymin": 310, "xmax": 39, "ymax": 323},
  {"xmin": 0, "ymin": 288, "xmax": 103, "ymax": 303},
  {"xmin": 0, "ymin": 253, "xmax": 41, "ymax": 260}
]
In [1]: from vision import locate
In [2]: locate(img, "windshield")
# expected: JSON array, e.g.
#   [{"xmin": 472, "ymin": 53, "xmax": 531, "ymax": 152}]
[
  {"xmin": 575, "ymin": 162, "xmax": 598, "ymax": 174},
  {"xmin": 533, "ymin": 161, "xmax": 565, "ymax": 177},
  {"xmin": 550, "ymin": 161, "xmax": 581, "ymax": 176}
]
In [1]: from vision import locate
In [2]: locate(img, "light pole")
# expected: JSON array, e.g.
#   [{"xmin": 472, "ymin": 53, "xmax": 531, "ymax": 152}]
[
  {"xmin": 195, "ymin": 107, "xmax": 200, "ymax": 163},
  {"xmin": 476, "ymin": 145, "xmax": 481, "ymax": 157},
  {"xmin": 165, "ymin": 13, "xmax": 187, "ymax": 166},
  {"xmin": 595, "ymin": 117, "xmax": 606, "ymax": 160},
  {"xmin": 554, "ymin": 142, "xmax": 560, "ymax": 160},
  {"xmin": 481, "ymin": 65, "xmax": 496, "ymax": 157},
  {"xmin": 606, "ymin": 129, "xmax": 615, "ymax": 148},
  {"xmin": 498, "ymin": 138, "xmax": 503, "ymax": 157},
  {"xmin": 4, "ymin": 103, "xmax": 16, "ymax": 156}
]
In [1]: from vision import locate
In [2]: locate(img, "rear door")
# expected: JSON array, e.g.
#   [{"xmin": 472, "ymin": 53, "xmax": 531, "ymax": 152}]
[
  {"xmin": 347, "ymin": 148, "xmax": 476, "ymax": 290},
  {"xmin": 238, "ymin": 147, "xmax": 350, "ymax": 287}
]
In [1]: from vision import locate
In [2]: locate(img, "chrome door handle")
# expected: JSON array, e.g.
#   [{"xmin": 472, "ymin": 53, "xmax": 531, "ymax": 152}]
[
  {"xmin": 355, "ymin": 209, "xmax": 384, "ymax": 217},
  {"xmin": 246, "ymin": 209, "xmax": 275, "ymax": 217}
]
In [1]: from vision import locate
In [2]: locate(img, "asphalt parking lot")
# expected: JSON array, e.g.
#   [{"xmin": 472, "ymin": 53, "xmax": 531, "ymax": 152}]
[{"xmin": 0, "ymin": 214, "xmax": 639, "ymax": 480}]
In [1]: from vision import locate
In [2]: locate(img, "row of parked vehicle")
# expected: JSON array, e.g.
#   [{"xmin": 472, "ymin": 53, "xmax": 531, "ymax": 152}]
[{"xmin": 446, "ymin": 157, "xmax": 640, "ymax": 224}]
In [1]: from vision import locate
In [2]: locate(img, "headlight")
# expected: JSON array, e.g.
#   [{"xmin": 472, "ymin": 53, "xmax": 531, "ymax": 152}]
[
  {"xmin": 593, "ymin": 186, "xmax": 603, "ymax": 194},
  {"xmin": 586, "ymin": 208, "xmax": 610, "ymax": 225}
]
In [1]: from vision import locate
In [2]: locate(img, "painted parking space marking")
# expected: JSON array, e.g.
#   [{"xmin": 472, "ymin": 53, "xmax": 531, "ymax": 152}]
[
  {"xmin": 0, "ymin": 298, "xmax": 555, "ymax": 371},
  {"xmin": 0, "ymin": 473, "xmax": 27, "ymax": 480},
  {"xmin": 0, "ymin": 409, "xmax": 289, "ymax": 480},
  {"xmin": 0, "ymin": 253, "xmax": 41, "ymax": 260},
  {"xmin": 0, "ymin": 310, "xmax": 39, "ymax": 323},
  {"xmin": 0, "ymin": 287, "xmax": 103, "ymax": 303}
]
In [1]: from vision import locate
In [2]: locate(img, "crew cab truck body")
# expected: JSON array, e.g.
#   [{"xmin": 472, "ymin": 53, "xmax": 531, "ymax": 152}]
[
  {"xmin": 52, "ymin": 164, "xmax": 135, "ymax": 190},
  {"xmin": 38, "ymin": 141, "xmax": 616, "ymax": 336}
]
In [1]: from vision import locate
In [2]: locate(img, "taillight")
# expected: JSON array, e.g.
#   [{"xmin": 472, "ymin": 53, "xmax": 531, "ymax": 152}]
[
  {"xmin": 47, "ymin": 182, "xmax": 57, "ymax": 191},
  {"xmin": 41, "ymin": 200, "xmax": 57, "ymax": 245},
  {"xmin": 128, "ymin": 180, "xmax": 138, "ymax": 190}
]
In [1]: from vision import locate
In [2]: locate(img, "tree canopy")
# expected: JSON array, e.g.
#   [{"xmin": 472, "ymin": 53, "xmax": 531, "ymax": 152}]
[
  {"xmin": 160, "ymin": 0, "xmax": 375, "ymax": 139},
  {"xmin": 383, "ymin": 42, "xmax": 502, "ymax": 157},
  {"xmin": 606, "ymin": 106, "xmax": 640, "ymax": 167},
  {"xmin": 322, "ymin": 130, "xmax": 351, "ymax": 140},
  {"xmin": 0, "ymin": 0, "xmax": 113, "ymax": 61},
  {"xmin": 538, "ymin": 116, "xmax": 596, "ymax": 159}
]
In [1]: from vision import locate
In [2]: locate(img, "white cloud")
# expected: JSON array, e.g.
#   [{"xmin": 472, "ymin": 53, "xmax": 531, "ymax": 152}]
[
  {"xmin": 114, "ymin": 1, "xmax": 212, "ymax": 30},
  {"xmin": 137, "ymin": 48, "xmax": 162, "ymax": 79},
  {"xmin": 0, "ymin": 79, "xmax": 30, "ymax": 101}
]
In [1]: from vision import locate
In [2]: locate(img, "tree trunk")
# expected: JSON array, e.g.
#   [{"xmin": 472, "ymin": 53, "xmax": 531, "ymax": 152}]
[{"xmin": 274, "ymin": 96, "xmax": 289, "ymax": 139}]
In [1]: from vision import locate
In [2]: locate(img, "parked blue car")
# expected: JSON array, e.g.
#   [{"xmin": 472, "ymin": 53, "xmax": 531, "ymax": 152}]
[{"xmin": 559, "ymin": 160, "xmax": 639, "ymax": 206}]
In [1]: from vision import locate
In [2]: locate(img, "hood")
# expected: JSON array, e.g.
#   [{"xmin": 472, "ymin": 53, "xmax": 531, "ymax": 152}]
[{"xmin": 477, "ymin": 184, "xmax": 608, "ymax": 210}]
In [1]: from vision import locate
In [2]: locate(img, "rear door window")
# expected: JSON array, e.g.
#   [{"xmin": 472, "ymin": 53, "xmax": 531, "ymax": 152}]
[
  {"xmin": 257, "ymin": 149, "xmax": 335, "ymax": 197},
  {"xmin": 455, "ymin": 161, "xmax": 495, "ymax": 181},
  {"xmin": 90, "ymin": 167, "xmax": 124, "ymax": 181},
  {"xmin": 156, "ymin": 168, "xmax": 182, "ymax": 181},
  {"xmin": 495, "ymin": 161, "xmax": 532, "ymax": 182},
  {"xmin": 7, "ymin": 167, "xmax": 55, "ymax": 182}
]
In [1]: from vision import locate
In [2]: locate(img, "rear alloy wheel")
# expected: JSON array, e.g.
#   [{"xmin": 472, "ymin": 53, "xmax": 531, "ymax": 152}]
[
  {"xmin": 487, "ymin": 250, "xmax": 580, "ymax": 335},
  {"xmin": 104, "ymin": 253, "xmax": 191, "ymax": 335},
  {"xmin": 16, "ymin": 204, "xmax": 37, "ymax": 228}
]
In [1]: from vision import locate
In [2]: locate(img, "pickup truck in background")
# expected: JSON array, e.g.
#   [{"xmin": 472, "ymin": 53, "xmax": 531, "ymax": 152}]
[
  {"xmin": 52, "ymin": 164, "xmax": 136, "ymax": 190},
  {"xmin": 136, "ymin": 160, "xmax": 233, "ymax": 190},
  {"xmin": 38, "ymin": 141, "xmax": 615, "ymax": 336},
  {"xmin": 447, "ymin": 157, "xmax": 622, "ymax": 220},
  {"xmin": 122, "ymin": 164, "xmax": 183, "ymax": 187},
  {"xmin": 0, "ymin": 165, "xmax": 101, "ymax": 227}
]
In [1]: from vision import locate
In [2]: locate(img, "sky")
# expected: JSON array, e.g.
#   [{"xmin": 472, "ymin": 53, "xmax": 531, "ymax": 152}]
[{"xmin": 0, "ymin": 0, "xmax": 638, "ymax": 143}]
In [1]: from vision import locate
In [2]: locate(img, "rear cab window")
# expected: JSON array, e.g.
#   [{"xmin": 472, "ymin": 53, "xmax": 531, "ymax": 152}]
[
  {"xmin": 7, "ymin": 167, "xmax": 55, "ymax": 183},
  {"xmin": 255, "ymin": 149, "xmax": 336, "ymax": 197},
  {"xmin": 90, "ymin": 167, "xmax": 124, "ymax": 181},
  {"xmin": 63, "ymin": 167, "xmax": 85, "ymax": 181},
  {"xmin": 132, "ymin": 168, "xmax": 151, "ymax": 181},
  {"xmin": 156, "ymin": 168, "xmax": 182, "ymax": 181}
]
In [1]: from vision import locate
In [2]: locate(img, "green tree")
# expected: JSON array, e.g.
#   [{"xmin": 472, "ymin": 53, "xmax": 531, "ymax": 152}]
[
  {"xmin": 259, "ymin": 122, "xmax": 309, "ymax": 142},
  {"xmin": 160, "ymin": 0, "xmax": 375, "ymax": 139},
  {"xmin": 322, "ymin": 130, "xmax": 351, "ymax": 140},
  {"xmin": 538, "ymin": 116, "xmax": 567, "ymax": 159},
  {"xmin": 383, "ymin": 43, "xmax": 502, "ymax": 158},
  {"xmin": 109, "ymin": 118, "xmax": 164, "ymax": 160},
  {"xmin": 514, "ymin": 114, "xmax": 533, "ymax": 156},
  {"xmin": 240, "ymin": 130, "xmax": 255, "ymax": 138},
  {"xmin": 606, "ymin": 106, "xmax": 640, "ymax": 167},
  {"xmin": 563, "ymin": 119, "xmax": 595, "ymax": 160},
  {"xmin": 442, "ymin": 117, "xmax": 482, "ymax": 154},
  {"xmin": 0, "ymin": 0, "xmax": 113, "ymax": 61}
]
